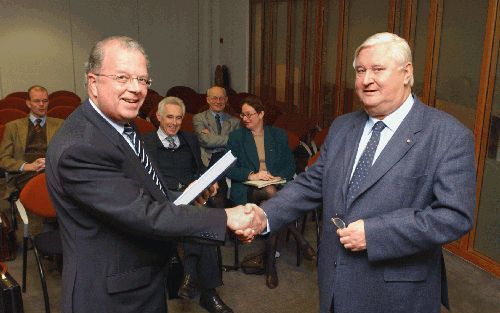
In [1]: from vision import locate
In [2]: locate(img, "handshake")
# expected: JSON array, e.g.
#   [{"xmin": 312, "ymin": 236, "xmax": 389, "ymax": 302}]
[{"xmin": 225, "ymin": 204, "xmax": 267, "ymax": 243}]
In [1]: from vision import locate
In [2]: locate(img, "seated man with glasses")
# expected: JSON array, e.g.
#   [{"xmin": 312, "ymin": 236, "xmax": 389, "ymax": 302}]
[
  {"xmin": 192, "ymin": 86, "xmax": 240, "ymax": 207},
  {"xmin": 0, "ymin": 85, "xmax": 64, "ymax": 200},
  {"xmin": 143, "ymin": 96, "xmax": 234, "ymax": 313}
]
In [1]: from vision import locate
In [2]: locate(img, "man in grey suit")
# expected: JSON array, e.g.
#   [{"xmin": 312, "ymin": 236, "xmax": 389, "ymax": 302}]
[
  {"xmin": 193, "ymin": 86, "xmax": 240, "ymax": 206},
  {"xmin": 248, "ymin": 32, "xmax": 476, "ymax": 313},
  {"xmin": 45, "ymin": 36, "xmax": 254, "ymax": 313}
]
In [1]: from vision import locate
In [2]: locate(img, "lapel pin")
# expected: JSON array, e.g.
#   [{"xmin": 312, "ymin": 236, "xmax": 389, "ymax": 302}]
[{"xmin": 406, "ymin": 139, "xmax": 411, "ymax": 144}]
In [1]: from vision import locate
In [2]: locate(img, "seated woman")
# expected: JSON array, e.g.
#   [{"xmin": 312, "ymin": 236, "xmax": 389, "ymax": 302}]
[{"xmin": 226, "ymin": 95, "xmax": 316, "ymax": 289}]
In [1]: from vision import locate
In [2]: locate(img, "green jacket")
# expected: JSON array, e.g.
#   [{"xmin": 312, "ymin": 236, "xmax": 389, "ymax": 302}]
[{"xmin": 226, "ymin": 125, "xmax": 295, "ymax": 205}]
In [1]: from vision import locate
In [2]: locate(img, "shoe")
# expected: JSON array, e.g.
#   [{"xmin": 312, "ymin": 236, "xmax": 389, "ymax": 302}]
[
  {"xmin": 301, "ymin": 244, "xmax": 317, "ymax": 261},
  {"xmin": 199, "ymin": 293, "xmax": 234, "ymax": 313},
  {"xmin": 265, "ymin": 268, "xmax": 279, "ymax": 289},
  {"xmin": 178, "ymin": 274, "xmax": 198, "ymax": 299}
]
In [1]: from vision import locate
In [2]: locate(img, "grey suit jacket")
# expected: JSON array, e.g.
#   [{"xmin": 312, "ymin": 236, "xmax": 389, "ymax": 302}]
[
  {"xmin": 261, "ymin": 98, "xmax": 475, "ymax": 313},
  {"xmin": 192, "ymin": 109, "xmax": 240, "ymax": 166},
  {"xmin": 46, "ymin": 100, "xmax": 227, "ymax": 313}
]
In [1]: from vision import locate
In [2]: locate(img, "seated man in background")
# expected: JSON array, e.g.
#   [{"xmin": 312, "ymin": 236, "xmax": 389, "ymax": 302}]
[
  {"xmin": 193, "ymin": 86, "xmax": 240, "ymax": 207},
  {"xmin": 0, "ymin": 85, "xmax": 64, "ymax": 200},
  {"xmin": 143, "ymin": 96, "xmax": 233, "ymax": 313}
]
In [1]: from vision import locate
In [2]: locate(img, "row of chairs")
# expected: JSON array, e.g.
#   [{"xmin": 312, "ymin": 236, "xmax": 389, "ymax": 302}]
[
  {"xmin": 0, "ymin": 106, "xmax": 77, "ymax": 126},
  {"xmin": 3, "ymin": 90, "xmax": 81, "ymax": 102}
]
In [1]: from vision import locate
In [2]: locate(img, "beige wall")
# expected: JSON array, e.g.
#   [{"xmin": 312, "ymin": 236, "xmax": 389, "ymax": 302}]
[{"xmin": 0, "ymin": 0, "xmax": 249, "ymax": 99}]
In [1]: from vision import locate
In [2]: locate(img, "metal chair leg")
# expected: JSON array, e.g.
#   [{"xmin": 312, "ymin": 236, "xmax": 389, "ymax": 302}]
[
  {"xmin": 32, "ymin": 244, "xmax": 51, "ymax": 313},
  {"xmin": 22, "ymin": 237, "xmax": 28, "ymax": 292}
]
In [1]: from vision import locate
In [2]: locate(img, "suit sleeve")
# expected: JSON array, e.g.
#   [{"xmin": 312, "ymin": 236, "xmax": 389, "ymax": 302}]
[
  {"xmin": 364, "ymin": 128, "xmax": 476, "ymax": 262},
  {"xmin": 57, "ymin": 143, "xmax": 227, "ymax": 243},
  {"xmin": 192, "ymin": 113, "xmax": 231, "ymax": 148},
  {"xmin": 0, "ymin": 122, "xmax": 25, "ymax": 171},
  {"xmin": 261, "ymin": 134, "xmax": 327, "ymax": 231},
  {"xmin": 226, "ymin": 130, "xmax": 254, "ymax": 182}
]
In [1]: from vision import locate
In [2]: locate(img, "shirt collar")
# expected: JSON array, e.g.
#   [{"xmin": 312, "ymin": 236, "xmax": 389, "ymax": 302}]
[
  {"xmin": 210, "ymin": 110, "xmax": 225, "ymax": 120},
  {"xmin": 88, "ymin": 98, "xmax": 126, "ymax": 135},
  {"xmin": 157, "ymin": 127, "xmax": 178, "ymax": 142},
  {"xmin": 367, "ymin": 93, "xmax": 414, "ymax": 132},
  {"xmin": 29, "ymin": 114, "xmax": 46, "ymax": 126}
]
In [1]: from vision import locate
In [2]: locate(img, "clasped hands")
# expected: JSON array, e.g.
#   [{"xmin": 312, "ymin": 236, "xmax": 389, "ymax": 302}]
[{"xmin": 225, "ymin": 203, "xmax": 267, "ymax": 243}]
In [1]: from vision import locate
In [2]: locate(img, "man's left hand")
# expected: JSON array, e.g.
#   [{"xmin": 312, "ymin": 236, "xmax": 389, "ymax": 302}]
[{"xmin": 337, "ymin": 219, "xmax": 366, "ymax": 251}]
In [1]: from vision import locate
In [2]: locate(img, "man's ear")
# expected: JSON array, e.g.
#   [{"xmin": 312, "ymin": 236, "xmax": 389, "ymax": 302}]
[
  {"xmin": 88, "ymin": 74, "xmax": 98, "ymax": 98},
  {"xmin": 403, "ymin": 62, "xmax": 413, "ymax": 85},
  {"xmin": 156, "ymin": 111, "xmax": 162, "ymax": 122}
]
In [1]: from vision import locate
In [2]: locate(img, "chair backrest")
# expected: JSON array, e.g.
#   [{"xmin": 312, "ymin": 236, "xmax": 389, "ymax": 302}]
[
  {"xmin": 307, "ymin": 152, "xmax": 320, "ymax": 168},
  {"xmin": 0, "ymin": 98, "xmax": 30, "ymax": 113},
  {"xmin": 5, "ymin": 91, "xmax": 28, "ymax": 100},
  {"xmin": 48, "ymin": 95, "xmax": 81, "ymax": 110},
  {"xmin": 313, "ymin": 127, "xmax": 329, "ymax": 149},
  {"xmin": 133, "ymin": 117, "xmax": 156, "ymax": 134},
  {"xmin": 47, "ymin": 105, "xmax": 76, "ymax": 119},
  {"xmin": 180, "ymin": 113, "xmax": 194, "ymax": 132},
  {"xmin": 0, "ymin": 124, "xmax": 5, "ymax": 141},
  {"xmin": 19, "ymin": 173, "xmax": 56, "ymax": 218},
  {"xmin": 48, "ymin": 90, "xmax": 81, "ymax": 102},
  {"xmin": 286, "ymin": 130, "xmax": 300, "ymax": 151},
  {"xmin": 166, "ymin": 85, "xmax": 197, "ymax": 97},
  {"xmin": 274, "ymin": 112, "xmax": 319, "ymax": 143},
  {"xmin": 139, "ymin": 92, "xmax": 163, "ymax": 119},
  {"xmin": 0, "ymin": 108, "xmax": 28, "ymax": 125}
]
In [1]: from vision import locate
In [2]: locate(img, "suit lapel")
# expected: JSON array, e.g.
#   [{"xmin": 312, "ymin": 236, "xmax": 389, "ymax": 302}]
[
  {"xmin": 81, "ymin": 101, "xmax": 167, "ymax": 201},
  {"xmin": 18, "ymin": 118, "xmax": 30, "ymax": 152},
  {"xmin": 179, "ymin": 131, "xmax": 202, "ymax": 172},
  {"xmin": 341, "ymin": 113, "xmax": 367, "ymax": 206},
  {"xmin": 350, "ymin": 100, "xmax": 424, "ymax": 204}
]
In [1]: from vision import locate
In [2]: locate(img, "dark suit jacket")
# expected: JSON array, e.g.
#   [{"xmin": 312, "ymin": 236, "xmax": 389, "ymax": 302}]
[
  {"xmin": 261, "ymin": 98, "xmax": 476, "ymax": 313},
  {"xmin": 226, "ymin": 125, "xmax": 295, "ymax": 205},
  {"xmin": 45, "ymin": 100, "xmax": 227, "ymax": 313},
  {"xmin": 142, "ymin": 130, "xmax": 204, "ymax": 184}
]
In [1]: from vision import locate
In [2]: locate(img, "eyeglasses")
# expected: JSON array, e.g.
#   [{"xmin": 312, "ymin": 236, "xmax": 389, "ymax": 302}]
[
  {"xmin": 208, "ymin": 96, "xmax": 227, "ymax": 102},
  {"xmin": 239, "ymin": 112, "xmax": 258, "ymax": 119},
  {"xmin": 93, "ymin": 73, "xmax": 152, "ymax": 87},
  {"xmin": 331, "ymin": 217, "xmax": 346, "ymax": 229}
]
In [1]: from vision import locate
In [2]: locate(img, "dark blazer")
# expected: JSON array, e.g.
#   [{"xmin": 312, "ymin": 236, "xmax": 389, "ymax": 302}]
[
  {"xmin": 226, "ymin": 125, "xmax": 295, "ymax": 205},
  {"xmin": 142, "ymin": 130, "xmax": 204, "ymax": 180},
  {"xmin": 45, "ymin": 100, "xmax": 227, "ymax": 313},
  {"xmin": 261, "ymin": 98, "xmax": 476, "ymax": 313}
]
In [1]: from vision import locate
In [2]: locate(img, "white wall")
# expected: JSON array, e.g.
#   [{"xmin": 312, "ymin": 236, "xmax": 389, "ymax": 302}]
[{"xmin": 0, "ymin": 0, "xmax": 249, "ymax": 99}]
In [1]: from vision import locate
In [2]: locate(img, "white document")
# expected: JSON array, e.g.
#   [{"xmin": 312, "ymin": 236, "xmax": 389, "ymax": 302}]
[{"xmin": 173, "ymin": 150, "xmax": 237, "ymax": 205}]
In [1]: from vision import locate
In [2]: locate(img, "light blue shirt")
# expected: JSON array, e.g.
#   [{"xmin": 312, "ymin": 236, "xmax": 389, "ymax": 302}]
[
  {"xmin": 157, "ymin": 128, "xmax": 179, "ymax": 148},
  {"xmin": 29, "ymin": 114, "xmax": 46, "ymax": 127},
  {"xmin": 210, "ymin": 110, "xmax": 228, "ymax": 122},
  {"xmin": 350, "ymin": 94, "xmax": 414, "ymax": 179}
]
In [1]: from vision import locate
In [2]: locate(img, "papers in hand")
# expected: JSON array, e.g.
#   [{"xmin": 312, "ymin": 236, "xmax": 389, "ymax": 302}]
[
  {"xmin": 243, "ymin": 177, "xmax": 286, "ymax": 189},
  {"xmin": 173, "ymin": 150, "xmax": 237, "ymax": 205}
]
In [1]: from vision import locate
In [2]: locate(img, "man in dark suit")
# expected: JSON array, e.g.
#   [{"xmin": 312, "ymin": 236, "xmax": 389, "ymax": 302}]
[
  {"xmin": 143, "ymin": 96, "xmax": 233, "ymax": 313},
  {"xmin": 45, "ymin": 36, "xmax": 253, "ymax": 313},
  {"xmin": 249, "ymin": 32, "xmax": 476, "ymax": 313}
]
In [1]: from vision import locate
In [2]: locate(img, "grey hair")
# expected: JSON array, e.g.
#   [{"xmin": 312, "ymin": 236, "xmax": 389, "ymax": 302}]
[
  {"xmin": 85, "ymin": 36, "xmax": 149, "ymax": 75},
  {"xmin": 206, "ymin": 86, "xmax": 227, "ymax": 97},
  {"xmin": 157, "ymin": 96, "xmax": 186, "ymax": 116},
  {"xmin": 353, "ymin": 32, "xmax": 414, "ymax": 86}
]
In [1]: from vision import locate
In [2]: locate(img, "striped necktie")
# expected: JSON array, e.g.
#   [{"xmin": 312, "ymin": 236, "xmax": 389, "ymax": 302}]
[
  {"xmin": 346, "ymin": 121, "xmax": 386, "ymax": 204},
  {"xmin": 215, "ymin": 114, "xmax": 222, "ymax": 135},
  {"xmin": 166, "ymin": 136, "xmax": 177, "ymax": 149},
  {"xmin": 123, "ymin": 124, "xmax": 165, "ymax": 194}
]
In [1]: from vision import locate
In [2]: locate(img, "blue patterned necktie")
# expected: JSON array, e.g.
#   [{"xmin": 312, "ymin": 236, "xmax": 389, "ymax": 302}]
[
  {"xmin": 215, "ymin": 114, "xmax": 222, "ymax": 135},
  {"xmin": 347, "ymin": 121, "xmax": 386, "ymax": 203},
  {"xmin": 123, "ymin": 124, "xmax": 165, "ymax": 194}
]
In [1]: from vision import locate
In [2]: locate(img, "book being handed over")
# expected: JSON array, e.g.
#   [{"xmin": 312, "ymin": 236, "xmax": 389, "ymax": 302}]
[
  {"xmin": 243, "ymin": 177, "xmax": 286, "ymax": 189},
  {"xmin": 173, "ymin": 151, "xmax": 236, "ymax": 205}
]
